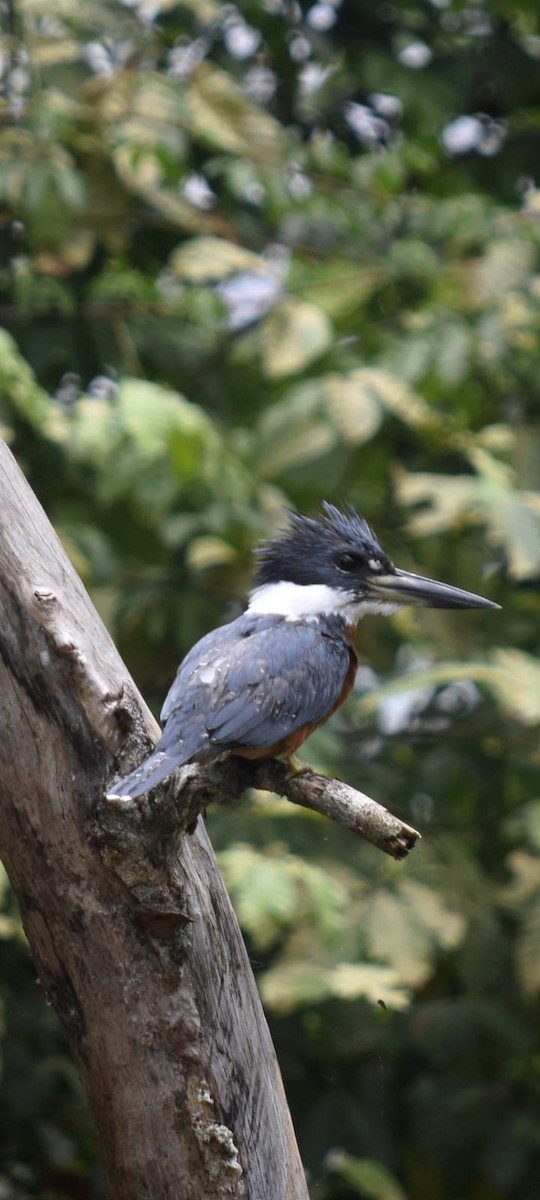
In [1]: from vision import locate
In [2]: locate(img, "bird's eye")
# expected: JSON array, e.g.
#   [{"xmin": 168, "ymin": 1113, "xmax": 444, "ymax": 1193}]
[{"xmin": 335, "ymin": 552, "xmax": 360, "ymax": 572}]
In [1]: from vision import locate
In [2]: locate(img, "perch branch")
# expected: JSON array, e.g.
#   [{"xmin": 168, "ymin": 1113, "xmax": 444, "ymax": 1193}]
[
  {"xmin": 250, "ymin": 761, "xmax": 420, "ymax": 859},
  {"xmin": 106, "ymin": 757, "xmax": 420, "ymax": 863}
]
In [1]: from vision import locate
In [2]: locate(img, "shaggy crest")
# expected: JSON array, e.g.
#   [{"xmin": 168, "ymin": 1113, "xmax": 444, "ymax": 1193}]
[{"xmin": 253, "ymin": 502, "xmax": 389, "ymax": 587}]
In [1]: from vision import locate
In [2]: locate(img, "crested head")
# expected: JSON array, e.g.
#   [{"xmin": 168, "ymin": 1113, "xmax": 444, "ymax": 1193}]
[
  {"xmin": 253, "ymin": 502, "xmax": 391, "ymax": 590},
  {"xmin": 249, "ymin": 501, "xmax": 499, "ymax": 621}
]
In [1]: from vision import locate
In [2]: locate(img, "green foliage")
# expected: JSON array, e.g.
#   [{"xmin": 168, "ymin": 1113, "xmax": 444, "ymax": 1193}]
[
  {"xmin": 218, "ymin": 841, "xmax": 348, "ymax": 951},
  {"xmin": 1, "ymin": 1, "xmax": 540, "ymax": 1198},
  {"xmin": 326, "ymin": 1152, "xmax": 408, "ymax": 1200}
]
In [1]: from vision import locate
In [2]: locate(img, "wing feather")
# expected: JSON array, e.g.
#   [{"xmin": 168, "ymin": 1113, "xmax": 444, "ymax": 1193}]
[
  {"xmin": 162, "ymin": 613, "xmax": 352, "ymax": 754},
  {"xmin": 199, "ymin": 619, "xmax": 352, "ymax": 751},
  {"xmin": 107, "ymin": 613, "xmax": 354, "ymax": 800}
]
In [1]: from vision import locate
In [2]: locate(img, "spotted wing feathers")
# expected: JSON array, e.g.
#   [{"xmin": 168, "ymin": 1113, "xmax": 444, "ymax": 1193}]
[{"xmin": 106, "ymin": 613, "xmax": 352, "ymax": 800}]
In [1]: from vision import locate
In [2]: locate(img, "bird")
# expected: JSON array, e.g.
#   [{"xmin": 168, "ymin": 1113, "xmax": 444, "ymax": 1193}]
[{"xmin": 106, "ymin": 503, "xmax": 498, "ymax": 802}]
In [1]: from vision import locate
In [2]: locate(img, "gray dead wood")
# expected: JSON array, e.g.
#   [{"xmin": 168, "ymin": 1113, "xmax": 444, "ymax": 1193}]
[
  {"xmin": 0, "ymin": 442, "xmax": 309, "ymax": 1200},
  {"xmin": 126, "ymin": 757, "xmax": 420, "ymax": 863}
]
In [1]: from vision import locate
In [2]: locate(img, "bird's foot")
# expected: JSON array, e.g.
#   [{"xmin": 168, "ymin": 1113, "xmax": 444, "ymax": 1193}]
[{"xmin": 282, "ymin": 754, "xmax": 306, "ymax": 779}]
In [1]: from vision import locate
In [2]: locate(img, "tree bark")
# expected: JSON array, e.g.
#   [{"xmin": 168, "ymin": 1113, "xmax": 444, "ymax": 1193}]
[
  {"xmin": 0, "ymin": 441, "xmax": 309, "ymax": 1200},
  {"xmin": 146, "ymin": 756, "xmax": 420, "ymax": 861}
]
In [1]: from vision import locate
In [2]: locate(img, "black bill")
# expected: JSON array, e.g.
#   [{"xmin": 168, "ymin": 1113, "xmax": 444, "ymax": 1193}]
[{"xmin": 366, "ymin": 568, "xmax": 500, "ymax": 610}]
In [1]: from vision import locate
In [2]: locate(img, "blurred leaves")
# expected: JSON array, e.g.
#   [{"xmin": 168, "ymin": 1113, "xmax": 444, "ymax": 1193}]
[
  {"xmin": 488, "ymin": 650, "xmax": 540, "ymax": 725},
  {"xmin": 360, "ymin": 648, "xmax": 540, "ymax": 729},
  {"xmin": 220, "ymin": 837, "xmax": 463, "ymax": 1010},
  {"xmin": 0, "ymin": 864, "xmax": 21, "ymax": 941},
  {"xmin": 326, "ymin": 1152, "xmax": 408, "ymax": 1200},
  {"xmin": 0, "ymin": 330, "xmax": 61, "ymax": 437},
  {"xmin": 397, "ymin": 463, "xmax": 540, "ymax": 580},
  {"xmin": 218, "ymin": 842, "xmax": 347, "ymax": 951},
  {"xmin": 1, "ymin": 0, "xmax": 540, "ymax": 1198},
  {"xmin": 261, "ymin": 961, "xmax": 410, "ymax": 1015},
  {"xmin": 169, "ymin": 236, "xmax": 267, "ymax": 282},
  {"xmin": 261, "ymin": 298, "xmax": 333, "ymax": 378},
  {"xmin": 363, "ymin": 879, "xmax": 465, "ymax": 988},
  {"xmin": 186, "ymin": 62, "xmax": 283, "ymax": 166}
]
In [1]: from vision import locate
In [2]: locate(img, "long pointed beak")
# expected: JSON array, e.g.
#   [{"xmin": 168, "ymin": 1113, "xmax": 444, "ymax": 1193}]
[{"xmin": 366, "ymin": 568, "xmax": 500, "ymax": 610}]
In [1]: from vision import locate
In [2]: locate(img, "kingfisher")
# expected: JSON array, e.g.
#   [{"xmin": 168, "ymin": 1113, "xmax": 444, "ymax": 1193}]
[{"xmin": 106, "ymin": 503, "xmax": 498, "ymax": 802}]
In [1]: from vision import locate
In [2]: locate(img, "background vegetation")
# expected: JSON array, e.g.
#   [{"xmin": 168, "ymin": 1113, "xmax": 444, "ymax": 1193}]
[{"xmin": 1, "ymin": 0, "xmax": 540, "ymax": 1196}]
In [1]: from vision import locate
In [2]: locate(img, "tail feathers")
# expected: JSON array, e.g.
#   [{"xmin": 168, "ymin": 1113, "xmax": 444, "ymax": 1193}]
[{"xmin": 106, "ymin": 746, "xmax": 186, "ymax": 801}]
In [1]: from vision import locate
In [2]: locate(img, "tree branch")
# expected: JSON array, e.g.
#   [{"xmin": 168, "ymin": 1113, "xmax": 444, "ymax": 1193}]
[
  {"xmin": 106, "ymin": 757, "xmax": 420, "ymax": 864},
  {"xmin": 250, "ymin": 762, "xmax": 420, "ymax": 859}
]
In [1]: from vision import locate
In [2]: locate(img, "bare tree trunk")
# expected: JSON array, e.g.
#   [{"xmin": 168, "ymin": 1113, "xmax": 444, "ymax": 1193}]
[{"xmin": 0, "ymin": 441, "xmax": 309, "ymax": 1200}]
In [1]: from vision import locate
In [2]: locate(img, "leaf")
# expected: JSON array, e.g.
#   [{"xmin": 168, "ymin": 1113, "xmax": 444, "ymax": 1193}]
[
  {"xmin": 326, "ymin": 1151, "xmax": 409, "ymax": 1200},
  {"xmin": 468, "ymin": 238, "xmax": 534, "ymax": 308},
  {"xmin": 31, "ymin": 37, "xmax": 81, "ymax": 65},
  {"xmin": 260, "ymin": 961, "xmax": 410, "ymax": 1014},
  {"xmin": 65, "ymin": 397, "xmax": 118, "ymax": 464},
  {"xmin": 506, "ymin": 801, "xmax": 540, "ymax": 854},
  {"xmin": 64, "ymin": 381, "xmax": 224, "ymax": 512},
  {"xmin": 218, "ymin": 845, "xmax": 299, "ymax": 950},
  {"xmin": 169, "ymin": 237, "xmax": 267, "ymax": 283},
  {"xmin": 219, "ymin": 845, "xmax": 349, "ymax": 951},
  {"xmin": 296, "ymin": 262, "xmax": 382, "ymax": 320},
  {"xmin": 325, "ymin": 373, "xmax": 383, "ymax": 444},
  {"xmin": 54, "ymin": 163, "xmax": 87, "ymax": 210},
  {"xmin": 360, "ymin": 650, "xmax": 540, "ymax": 728},
  {"xmin": 516, "ymin": 896, "xmax": 540, "ymax": 996},
  {"xmin": 113, "ymin": 144, "xmax": 213, "ymax": 234},
  {"xmin": 400, "ymin": 880, "xmax": 464, "ymax": 951},
  {"xmin": 299, "ymin": 860, "xmax": 348, "ymax": 942},
  {"xmin": 365, "ymin": 892, "xmax": 430, "ymax": 987},
  {"xmin": 358, "ymin": 663, "xmax": 489, "ymax": 716},
  {"xmin": 261, "ymin": 298, "xmax": 333, "ymax": 378},
  {"xmin": 0, "ymin": 329, "xmax": 69, "ymax": 440},
  {"xmin": 346, "ymin": 368, "xmax": 445, "ymax": 434},
  {"xmin": 435, "ymin": 319, "xmax": 472, "ymax": 385},
  {"xmin": 35, "ymin": 226, "xmax": 96, "ymax": 274},
  {"xmin": 486, "ymin": 490, "xmax": 540, "ymax": 580},
  {"xmin": 186, "ymin": 536, "xmax": 237, "ymax": 570},
  {"xmin": 187, "ymin": 62, "xmax": 283, "ymax": 167},
  {"xmin": 256, "ymin": 369, "xmax": 383, "ymax": 473},
  {"xmin": 99, "ymin": 72, "xmax": 187, "ymax": 151},
  {"xmin": 329, "ymin": 963, "xmax": 410, "ymax": 1008},
  {"xmin": 116, "ymin": 380, "xmax": 212, "ymax": 457},
  {"xmin": 398, "ymin": 474, "xmax": 458, "ymax": 533},
  {"xmin": 488, "ymin": 650, "xmax": 540, "ymax": 726},
  {"xmin": 395, "ymin": 464, "xmax": 540, "ymax": 579},
  {"xmin": 501, "ymin": 852, "xmax": 540, "ymax": 907},
  {"xmin": 178, "ymin": 0, "xmax": 219, "ymax": 16},
  {"xmin": 256, "ymin": 380, "xmax": 337, "ymax": 477},
  {"xmin": 364, "ymin": 882, "xmax": 465, "ymax": 987}
]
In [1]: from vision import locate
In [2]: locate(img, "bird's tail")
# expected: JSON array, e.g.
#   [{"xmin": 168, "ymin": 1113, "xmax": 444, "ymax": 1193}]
[{"xmin": 105, "ymin": 747, "xmax": 180, "ymax": 802}]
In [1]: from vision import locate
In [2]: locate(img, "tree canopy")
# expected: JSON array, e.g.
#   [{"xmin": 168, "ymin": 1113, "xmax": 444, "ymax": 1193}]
[{"xmin": 1, "ymin": 1, "xmax": 540, "ymax": 1197}]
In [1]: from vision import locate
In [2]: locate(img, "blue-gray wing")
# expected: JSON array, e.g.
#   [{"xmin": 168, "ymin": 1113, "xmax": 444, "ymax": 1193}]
[
  {"xmin": 162, "ymin": 612, "xmax": 352, "ymax": 753},
  {"xmin": 107, "ymin": 613, "xmax": 352, "ymax": 801}
]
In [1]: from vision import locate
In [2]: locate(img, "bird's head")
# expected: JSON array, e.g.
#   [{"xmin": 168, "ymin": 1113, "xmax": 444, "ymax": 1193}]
[{"xmin": 249, "ymin": 502, "xmax": 499, "ymax": 620}]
